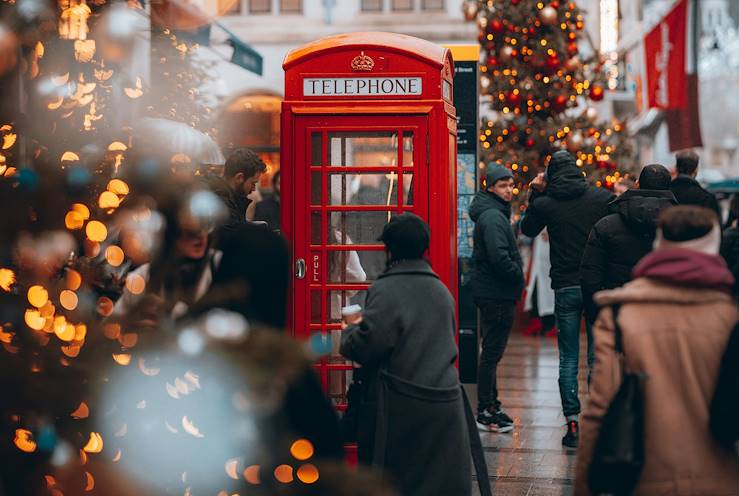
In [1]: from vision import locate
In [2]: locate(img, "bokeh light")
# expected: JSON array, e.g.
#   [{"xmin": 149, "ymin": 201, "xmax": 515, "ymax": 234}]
[
  {"xmin": 297, "ymin": 464, "xmax": 319, "ymax": 484},
  {"xmin": 85, "ymin": 220, "xmax": 107, "ymax": 242},
  {"xmin": 59, "ymin": 289, "xmax": 78, "ymax": 310},
  {"xmin": 274, "ymin": 465, "xmax": 293, "ymax": 484},
  {"xmin": 27, "ymin": 285, "xmax": 49, "ymax": 308},
  {"xmin": 124, "ymin": 273, "xmax": 145, "ymax": 294},
  {"xmin": 290, "ymin": 439, "xmax": 314, "ymax": 461},
  {"xmin": 105, "ymin": 245, "xmax": 125, "ymax": 266}
]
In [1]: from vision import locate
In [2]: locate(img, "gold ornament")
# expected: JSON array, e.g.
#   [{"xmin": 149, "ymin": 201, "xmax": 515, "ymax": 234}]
[
  {"xmin": 499, "ymin": 45, "xmax": 514, "ymax": 63},
  {"xmin": 539, "ymin": 6, "xmax": 558, "ymax": 26},
  {"xmin": 462, "ymin": 1, "xmax": 479, "ymax": 21},
  {"xmin": 567, "ymin": 132, "xmax": 584, "ymax": 151}
]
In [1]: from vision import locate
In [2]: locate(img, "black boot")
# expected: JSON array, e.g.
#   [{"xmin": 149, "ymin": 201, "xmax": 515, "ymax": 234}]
[{"xmin": 562, "ymin": 420, "xmax": 578, "ymax": 448}]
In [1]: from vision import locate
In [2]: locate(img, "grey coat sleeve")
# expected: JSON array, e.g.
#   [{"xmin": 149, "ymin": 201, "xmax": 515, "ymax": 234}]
[
  {"xmin": 340, "ymin": 286, "xmax": 399, "ymax": 365},
  {"xmin": 520, "ymin": 193, "xmax": 547, "ymax": 238}
]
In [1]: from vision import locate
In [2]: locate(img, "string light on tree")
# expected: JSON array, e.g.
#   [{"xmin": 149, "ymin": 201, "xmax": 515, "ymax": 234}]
[{"xmin": 469, "ymin": 0, "xmax": 635, "ymax": 199}]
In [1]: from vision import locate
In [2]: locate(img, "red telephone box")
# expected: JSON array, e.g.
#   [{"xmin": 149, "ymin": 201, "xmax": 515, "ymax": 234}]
[{"xmin": 281, "ymin": 32, "xmax": 458, "ymax": 409}]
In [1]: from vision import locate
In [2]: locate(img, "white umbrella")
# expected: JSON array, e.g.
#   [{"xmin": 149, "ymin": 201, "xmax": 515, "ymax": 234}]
[{"xmin": 133, "ymin": 117, "xmax": 225, "ymax": 165}]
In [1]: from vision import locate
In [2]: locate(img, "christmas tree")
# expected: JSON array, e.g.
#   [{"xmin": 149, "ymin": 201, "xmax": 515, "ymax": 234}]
[{"xmin": 464, "ymin": 0, "xmax": 635, "ymax": 204}]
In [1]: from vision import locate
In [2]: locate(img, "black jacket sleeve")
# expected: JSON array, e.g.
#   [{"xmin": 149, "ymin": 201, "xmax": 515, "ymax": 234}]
[
  {"xmin": 482, "ymin": 211, "xmax": 523, "ymax": 284},
  {"xmin": 580, "ymin": 224, "xmax": 608, "ymax": 323},
  {"xmin": 521, "ymin": 192, "xmax": 547, "ymax": 238}
]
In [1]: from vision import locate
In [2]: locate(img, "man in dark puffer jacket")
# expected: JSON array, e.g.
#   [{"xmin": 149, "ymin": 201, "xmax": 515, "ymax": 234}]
[
  {"xmin": 669, "ymin": 150, "xmax": 721, "ymax": 219},
  {"xmin": 521, "ymin": 150, "xmax": 613, "ymax": 448},
  {"xmin": 580, "ymin": 164, "xmax": 677, "ymax": 322},
  {"xmin": 469, "ymin": 163, "xmax": 523, "ymax": 433}
]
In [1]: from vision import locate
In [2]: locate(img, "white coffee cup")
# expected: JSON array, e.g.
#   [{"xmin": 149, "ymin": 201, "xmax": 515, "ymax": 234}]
[{"xmin": 341, "ymin": 304, "xmax": 363, "ymax": 324}]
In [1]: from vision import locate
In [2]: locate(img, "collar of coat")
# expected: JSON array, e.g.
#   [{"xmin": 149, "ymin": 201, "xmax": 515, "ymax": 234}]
[
  {"xmin": 594, "ymin": 276, "xmax": 734, "ymax": 307},
  {"xmin": 378, "ymin": 259, "xmax": 439, "ymax": 279}
]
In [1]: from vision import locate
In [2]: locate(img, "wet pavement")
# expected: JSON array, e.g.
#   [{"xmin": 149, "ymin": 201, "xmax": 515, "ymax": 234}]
[{"xmin": 467, "ymin": 332, "xmax": 591, "ymax": 496}]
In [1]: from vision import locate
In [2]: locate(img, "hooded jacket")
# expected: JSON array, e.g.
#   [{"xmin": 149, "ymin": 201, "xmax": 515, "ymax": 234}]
[
  {"xmin": 670, "ymin": 174, "xmax": 721, "ymax": 219},
  {"xmin": 469, "ymin": 190, "xmax": 524, "ymax": 301},
  {"xmin": 580, "ymin": 189, "xmax": 677, "ymax": 320},
  {"xmin": 521, "ymin": 152, "xmax": 614, "ymax": 289},
  {"xmin": 575, "ymin": 250, "xmax": 739, "ymax": 496}
]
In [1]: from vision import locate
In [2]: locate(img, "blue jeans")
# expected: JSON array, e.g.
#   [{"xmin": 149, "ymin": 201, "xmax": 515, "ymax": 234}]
[{"xmin": 554, "ymin": 286, "xmax": 594, "ymax": 418}]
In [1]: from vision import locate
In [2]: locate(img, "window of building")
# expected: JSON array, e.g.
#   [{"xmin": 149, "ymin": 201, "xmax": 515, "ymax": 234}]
[
  {"xmin": 248, "ymin": 0, "xmax": 271, "ymax": 13},
  {"xmin": 361, "ymin": 0, "xmax": 382, "ymax": 11},
  {"xmin": 219, "ymin": 0, "xmax": 242, "ymax": 15},
  {"xmin": 392, "ymin": 0, "xmax": 413, "ymax": 10},
  {"xmin": 422, "ymin": 0, "xmax": 443, "ymax": 10},
  {"xmin": 280, "ymin": 0, "xmax": 301, "ymax": 13}
]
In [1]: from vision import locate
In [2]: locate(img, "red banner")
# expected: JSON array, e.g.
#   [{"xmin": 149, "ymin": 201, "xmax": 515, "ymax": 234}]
[{"xmin": 644, "ymin": 0, "xmax": 688, "ymax": 110}]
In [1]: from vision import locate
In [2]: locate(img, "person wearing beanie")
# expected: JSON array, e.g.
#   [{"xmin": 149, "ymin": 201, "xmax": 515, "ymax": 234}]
[
  {"xmin": 521, "ymin": 150, "xmax": 614, "ymax": 448},
  {"xmin": 468, "ymin": 163, "xmax": 524, "ymax": 433},
  {"xmin": 580, "ymin": 164, "xmax": 677, "ymax": 324},
  {"xmin": 575, "ymin": 206, "xmax": 739, "ymax": 496},
  {"xmin": 340, "ymin": 213, "xmax": 483, "ymax": 496}
]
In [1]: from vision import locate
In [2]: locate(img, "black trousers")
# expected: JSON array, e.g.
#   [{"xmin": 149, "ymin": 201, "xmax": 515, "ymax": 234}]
[{"xmin": 476, "ymin": 298, "xmax": 516, "ymax": 413}]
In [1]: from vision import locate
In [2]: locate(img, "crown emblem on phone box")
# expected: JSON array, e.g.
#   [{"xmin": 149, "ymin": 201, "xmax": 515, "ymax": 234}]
[{"xmin": 351, "ymin": 52, "xmax": 375, "ymax": 71}]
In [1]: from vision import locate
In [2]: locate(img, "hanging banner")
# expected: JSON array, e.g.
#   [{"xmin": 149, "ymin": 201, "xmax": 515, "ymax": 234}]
[{"xmin": 643, "ymin": 0, "xmax": 687, "ymax": 110}]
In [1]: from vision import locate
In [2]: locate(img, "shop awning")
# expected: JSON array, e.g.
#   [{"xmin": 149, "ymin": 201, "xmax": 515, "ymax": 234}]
[
  {"xmin": 706, "ymin": 178, "xmax": 739, "ymax": 194},
  {"xmin": 147, "ymin": 0, "xmax": 263, "ymax": 75}
]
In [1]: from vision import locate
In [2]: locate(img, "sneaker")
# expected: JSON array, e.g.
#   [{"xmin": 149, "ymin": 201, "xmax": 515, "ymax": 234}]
[
  {"xmin": 494, "ymin": 409, "xmax": 514, "ymax": 425},
  {"xmin": 562, "ymin": 420, "xmax": 579, "ymax": 448},
  {"xmin": 477, "ymin": 410, "xmax": 514, "ymax": 433}
]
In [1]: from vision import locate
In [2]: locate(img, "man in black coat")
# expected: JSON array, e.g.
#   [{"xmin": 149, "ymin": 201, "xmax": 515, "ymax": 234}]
[
  {"xmin": 670, "ymin": 150, "xmax": 721, "ymax": 219},
  {"xmin": 520, "ymin": 150, "xmax": 614, "ymax": 448},
  {"xmin": 207, "ymin": 148, "xmax": 267, "ymax": 237},
  {"xmin": 468, "ymin": 163, "xmax": 523, "ymax": 433},
  {"xmin": 580, "ymin": 164, "xmax": 677, "ymax": 323}
]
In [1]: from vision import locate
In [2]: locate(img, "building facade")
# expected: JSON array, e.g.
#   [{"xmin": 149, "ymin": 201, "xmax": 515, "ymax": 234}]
[{"xmin": 199, "ymin": 0, "xmax": 476, "ymax": 179}]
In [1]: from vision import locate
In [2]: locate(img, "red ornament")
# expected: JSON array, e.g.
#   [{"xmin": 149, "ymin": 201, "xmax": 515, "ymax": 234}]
[
  {"xmin": 590, "ymin": 85, "xmax": 605, "ymax": 101},
  {"xmin": 567, "ymin": 42, "xmax": 578, "ymax": 55},
  {"xmin": 511, "ymin": 0, "xmax": 520, "ymax": 4},
  {"xmin": 552, "ymin": 94, "xmax": 568, "ymax": 112},
  {"xmin": 546, "ymin": 56, "xmax": 561, "ymax": 71},
  {"xmin": 509, "ymin": 124, "xmax": 518, "ymax": 133},
  {"xmin": 608, "ymin": 162, "xmax": 618, "ymax": 171},
  {"xmin": 507, "ymin": 91, "xmax": 522, "ymax": 106},
  {"xmin": 525, "ymin": 138, "xmax": 536, "ymax": 148},
  {"xmin": 550, "ymin": 1, "xmax": 560, "ymax": 8},
  {"xmin": 490, "ymin": 19, "xmax": 505, "ymax": 34},
  {"xmin": 486, "ymin": 56, "xmax": 498, "ymax": 67}
]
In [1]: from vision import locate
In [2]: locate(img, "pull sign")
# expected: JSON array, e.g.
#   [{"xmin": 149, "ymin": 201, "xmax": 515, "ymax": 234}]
[
  {"xmin": 312, "ymin": 254, "xmax": 320, "ymax": 283},
  {"xmin": 303, "ymin": 77, "xmax": 423, "ymax": 97}
]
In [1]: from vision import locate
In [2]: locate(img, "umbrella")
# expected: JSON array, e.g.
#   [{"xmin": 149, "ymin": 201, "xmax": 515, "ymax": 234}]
[{"xmin": 133, "ymin": 117, "xmax": 225, "ymax": 165}]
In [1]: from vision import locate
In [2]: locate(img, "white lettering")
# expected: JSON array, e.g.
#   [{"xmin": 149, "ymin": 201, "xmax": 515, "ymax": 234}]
[
  {"xmin": 303, "ymin": 78, "xmax": 423, "ymax": 97},
  {"xmin": 655, "ymin": 21, "xmax": 673, "ymax": 107}
]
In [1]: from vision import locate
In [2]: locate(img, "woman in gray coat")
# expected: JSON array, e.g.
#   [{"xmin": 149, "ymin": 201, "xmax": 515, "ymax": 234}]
[{"xmin": 341, "ymin": 213, "xmax": 487, "ymax": 496}]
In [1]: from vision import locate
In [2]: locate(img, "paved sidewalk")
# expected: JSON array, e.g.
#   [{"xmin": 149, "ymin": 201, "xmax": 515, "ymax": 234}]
[{"xmin": 468, "ymin": 333, "xmax": 591, "ymax": 496}]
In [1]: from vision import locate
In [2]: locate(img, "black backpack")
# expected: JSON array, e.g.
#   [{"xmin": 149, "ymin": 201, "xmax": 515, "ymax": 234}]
[{"xmin": 588, "ymin": 305, "xmax": 646, "ymax": 496}]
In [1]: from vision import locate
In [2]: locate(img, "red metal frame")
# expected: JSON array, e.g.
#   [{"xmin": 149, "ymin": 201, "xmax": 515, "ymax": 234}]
[{"xmin": 281, "ymin": 33, "xmax": 457, "ymax": 411}]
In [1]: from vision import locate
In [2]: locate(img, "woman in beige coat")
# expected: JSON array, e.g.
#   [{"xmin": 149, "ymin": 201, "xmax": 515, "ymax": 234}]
[{"xmin": 576, "ymin": 206, "xmax": 739, "ymax": 496}]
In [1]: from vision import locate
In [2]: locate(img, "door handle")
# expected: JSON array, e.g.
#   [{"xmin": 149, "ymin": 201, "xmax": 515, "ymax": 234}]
[{"xmin": 295, "ymin": 258, "xmax": 306, "ymax": 279}]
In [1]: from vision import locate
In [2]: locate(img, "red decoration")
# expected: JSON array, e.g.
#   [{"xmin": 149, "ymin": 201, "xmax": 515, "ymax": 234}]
[
  {"xmin": 567, "ymin": 42, "xmax": 578, "ymax": 55},
  {"xmin": 590, "ymin": 85, "xmax": 605, "ymax": 101},
  {"xmin": 486, "ymin": 56, "xmax": 498, "ymax": 67},
  {"xmin": 552, "ymin": 94, "xmax": 568, "ymax": 112},
  {"xmin": 546, "ymin": 56, "xmax": 561, "ymax": 71},
  {"xmin": 511, "ymin": 0, "xmax": 520, "ymax": 4},
  {"xmin": 507, "ymin": 91, "xmax": 522, "ymax": 106},
  {"xmin": 525, "ymin": 138, "xmax": 536, "ymax": 148},
  {"xmin": 509, "ymin": 124, "xmax": 518, "ymax": 133},
  {"xmin": 550, "ymin": 1, "xmax": 560, "ymax": 8},
  {"xmin": 490, "ymin": 19, "xmax": 505, "ymax": 34}
]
